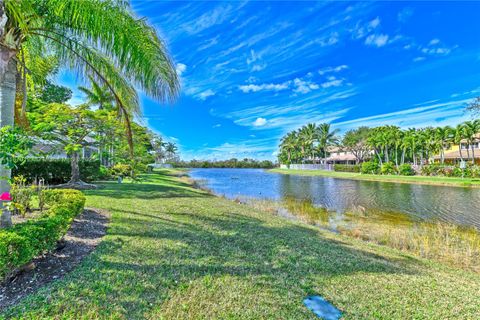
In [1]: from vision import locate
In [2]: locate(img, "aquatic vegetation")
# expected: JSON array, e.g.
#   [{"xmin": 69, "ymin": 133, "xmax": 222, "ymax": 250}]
[{"xmin": 339, "ymin": 208, "xmax": 480, "ymax": 272}]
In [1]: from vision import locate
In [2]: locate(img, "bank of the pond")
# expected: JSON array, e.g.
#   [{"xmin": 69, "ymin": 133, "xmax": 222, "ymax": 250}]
[
  {"xmin": 270, "ymin": 168, "xmax": 480, "ymax": 188},
  {"xmin": 2, "ymin": 170, "xmax": 480, "ymax": 319}
]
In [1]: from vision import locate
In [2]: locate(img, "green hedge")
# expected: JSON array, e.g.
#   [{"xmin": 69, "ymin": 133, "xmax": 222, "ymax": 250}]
[
  {"xmin": 13, "ymin": 159, "xmax": 101, "ymax": 184},
  {"xmin": 0, "ymin": 189, "xmax": 85, "ymax": 280},
  {"xmin": 333, "ymin": 164, "xmax": 361, "ymax": 173}
]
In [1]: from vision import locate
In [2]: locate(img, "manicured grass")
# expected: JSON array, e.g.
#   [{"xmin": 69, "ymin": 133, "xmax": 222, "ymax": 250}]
[
  {"xmin": 2, "ymin": 170, "xmax": 480, "ymax": 319},
  {"xmin": 270, "ymin": 168, "xmax": 480, "ymax": 187}
]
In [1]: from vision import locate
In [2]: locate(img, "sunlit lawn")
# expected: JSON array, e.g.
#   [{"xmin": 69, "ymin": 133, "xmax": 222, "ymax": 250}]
[
  {"xmin": 2, "ymin": 170, "xmax": 480, "ymax": 319},
  {"xmin": 270, "ymin": 168, "xmax": 480, "ymax": 187}
]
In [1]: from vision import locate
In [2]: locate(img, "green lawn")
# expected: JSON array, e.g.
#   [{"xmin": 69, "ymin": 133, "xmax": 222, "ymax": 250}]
[
  {"xmin": 270, "ymin": 168, "xmax": 480, "ymax": 187},
  {"xmin": 2, "ymin": 170, "xmax": 480, "ymax": 319}
]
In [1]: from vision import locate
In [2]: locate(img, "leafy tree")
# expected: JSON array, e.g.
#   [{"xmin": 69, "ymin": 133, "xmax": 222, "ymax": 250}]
[
  {"xmin": 29, "ymin": 103, "xmax": 102, "ymax": 186},
  {"xmin": 342, "ymin": 127, "xmax": 371, "ymax": 164}
]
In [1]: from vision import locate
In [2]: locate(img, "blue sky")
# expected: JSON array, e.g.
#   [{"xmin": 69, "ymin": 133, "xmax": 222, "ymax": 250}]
[{"xmin": 58, "ymin": 1, "xmax": 480, "ymax": 160}]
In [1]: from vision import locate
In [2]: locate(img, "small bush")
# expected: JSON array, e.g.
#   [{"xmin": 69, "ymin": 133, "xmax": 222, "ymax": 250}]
[
  {"xmin": 110, "ymin": 163, "xmax": 132, "ymax": 178},
  {"xmin": 0, "ymin": 189, "xmax": 85, "ymax": 280},
  {"xmin": 381, "ymin": 162, "xmax": 397, "ymax": 175},
  {"xmin": 361, "ymin": 161, "xmax": 379, "ymax": 174},
  {"xmin": 334, "ymin": 164, "xmax": 361, "ymax": 173},
  {"xmin": 398, "ymin": 164, "xmax": 415, "ymax": 176}
]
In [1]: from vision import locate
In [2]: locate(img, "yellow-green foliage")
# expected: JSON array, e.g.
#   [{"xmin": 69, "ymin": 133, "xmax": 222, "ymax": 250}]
[{"xmin": 0, "ymin": 189, "xmax": 85, "ymax": 280}]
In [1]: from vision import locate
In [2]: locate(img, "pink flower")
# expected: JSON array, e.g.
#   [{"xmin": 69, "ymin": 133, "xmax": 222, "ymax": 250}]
[{"xmin": 0, "ymin": 192, "xmax": 11, "ymax": 201}]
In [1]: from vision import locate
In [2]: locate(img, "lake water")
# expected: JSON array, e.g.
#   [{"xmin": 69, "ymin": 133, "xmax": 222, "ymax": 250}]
[{"xmin": 189, "ymin": 168, "xmax": 480, "ymax": 229}]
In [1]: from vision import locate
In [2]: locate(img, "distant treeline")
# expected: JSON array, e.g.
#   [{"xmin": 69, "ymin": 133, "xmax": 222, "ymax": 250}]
[{"xmin": 171, "ymin": 158, "xmax": 276, "ymax": 169}]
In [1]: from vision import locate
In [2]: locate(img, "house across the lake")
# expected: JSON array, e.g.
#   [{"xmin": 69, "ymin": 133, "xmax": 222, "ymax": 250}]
[
  {"xmin": 324, "ymin": 147, "xmax": 358, "ymax": 165},
  {"xmin": 433, "ymin": 139, "xmax": 480, "ymax": 164}
]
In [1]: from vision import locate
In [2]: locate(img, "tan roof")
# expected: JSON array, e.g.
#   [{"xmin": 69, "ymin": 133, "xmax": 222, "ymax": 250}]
[
  {"xmin": 433, "ymin": 149, "xmax": 480, "ymax": 159},
  {"xmin": 325, "ymin": 153, "xmax": 357, "ymax": 161}
]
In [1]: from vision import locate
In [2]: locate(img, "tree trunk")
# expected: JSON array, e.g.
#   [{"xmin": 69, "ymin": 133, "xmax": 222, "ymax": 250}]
[
  {"xmin": 472, "ymin": 145, "xmax": 476, "ymax": 164},
  {"xmin": 69, "ymin": 152, "xmax": 81, "ymax": 183},
  {"xmin": 458, "ymin": 145, "xmax": 464, "ymax": 162},
  {"xmin": 0, "ymin": 42, "xmax": 17, "ymax": 228}
]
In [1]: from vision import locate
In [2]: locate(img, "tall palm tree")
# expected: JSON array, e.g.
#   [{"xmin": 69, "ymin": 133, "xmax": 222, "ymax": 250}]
[
  {"xmin": 298, "ymin": 123, "xmax": 317, "ymax": 163},
  {"xmin": 435, "ymin": 126, "xmax": 454, "ymax": 164},
  {"xmin": 316, "ymin": 123, "xmax": 338, "ymax": 165},
  {"xmin": 280, "ymin": 131, "xmax": 298, "ymax": 164},
  {"xmin": 78, "ymin": 76, "xmax": 114, "ymax": 110},
  {"xmin": 454, "ymin": 124, "xmax": 466, "ymax": 163},
  {"xmin": 463, "ymin": 120, "xmax": 480, "ymax": 164},
  {"xmin": 164, "ymin": 142, "xmax": 178, "ymax": 161}
]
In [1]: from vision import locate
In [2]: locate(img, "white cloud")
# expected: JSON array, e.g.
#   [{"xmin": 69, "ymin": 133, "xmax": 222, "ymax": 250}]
[
  {"xmin": 413, "ymin": 56, "xmax": 426, "ymax": 62},
  {"xmin": 239, "ymin": 82, "xmax": 290, "ymax": 93},
  {"xmin": 253, "ymin": 117, "xmax": 267, "ymax": 127},
  {"xmin": 212, "ymin": 124, "xmax": 221, "ymax": 128},
  {"xmin": 318, "ymin": 65, "xmax": 348, "ymax": 75},
  {"xmin": 175, "ymin": 63, "xmax": 187, "ymax": 76},
  {"xmin": 251, "ymin": 64, "xmax": 266, "ymax": 72},
  {"xmin": 429, "ymin": 38, "xmax": 440, "ymax": 46},
  {"xmin": 317, "ymin": 32, "xmax": 339, "ymax": 47},
  {"xmin": 293, "ymin": 78, "xmax": 319, "ymax": 94},
  {"xmin": 365, "ymin": 34, "xmax": 389, "ymax": 47},
  {"xmin": 321, "ymin": 76, "xmax": 344, "ymax": 88},
  {"xmin": 368, "ymin": 17, "xmax": 381, "ymax": 29},
  {"xmin": 198, "ymin": 89, "xmax": 215, "ymax": 100}
]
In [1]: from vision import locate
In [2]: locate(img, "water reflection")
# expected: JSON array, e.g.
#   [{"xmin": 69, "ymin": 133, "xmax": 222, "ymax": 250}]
[{"xmin": 189, "ymin": 168, "xmax": 480, "ymax": 228}]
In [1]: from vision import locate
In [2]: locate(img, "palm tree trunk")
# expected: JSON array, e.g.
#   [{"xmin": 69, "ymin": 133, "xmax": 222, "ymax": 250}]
[
  {"xmin": 385, "ymin": 146, "xmax": 389, "ymax": 163},
  {"xmin": 459, "ymin": 145, "xmax": 464, "ymax": 162},
  {"xmin": 472, "ymin": 145, "xmax": 476, "ymax": 164},
  {"xmin": 0, "ymin": 45, "xmax": 17, "ymax": 228}
]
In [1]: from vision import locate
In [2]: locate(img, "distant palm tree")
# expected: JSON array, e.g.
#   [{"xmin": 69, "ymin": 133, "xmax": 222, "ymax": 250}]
[
  {"xmin": 280, "ymin": 131, "xmax": 298, "ymax": 164},
  {"xmin": 316, "ymin": 123, "xmax": 339, "ymax": 164},
  {"xmin": 463, "ymin": 120, "xmax": 480, "ymax": 164},
  {"xmin": 435, "ymin": 126, "xmax": 454, "ymax": 164},
  {"xmin": 299, "ymin": 123, "xmax": 317, "ymax": 163},
  {"xmin": 78, "ymin": 76, "xmax": 114, "ymax": 110},
  {"xmin": 454, "ymin": 124, "xmax": 467, "ymax": 163}
]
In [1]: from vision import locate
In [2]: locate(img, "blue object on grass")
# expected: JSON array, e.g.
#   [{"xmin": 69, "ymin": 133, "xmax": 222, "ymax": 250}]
[{"xmin": 303, "ymin": 295, "xmax": 342, "ymax": 320}]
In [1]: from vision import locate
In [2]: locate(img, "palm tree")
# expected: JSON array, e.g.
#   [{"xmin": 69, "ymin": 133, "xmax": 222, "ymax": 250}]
[
  {"xmin": 454, "ymin": 124, "xmax": 466, "ymax": 163},
  {"xmin": 164, "ymin": 142, "xmax": 178, "ymax": 161},
  {"xmin": 78, "ymin": 76, "xmax": 114, "ymax": 110},
  {"xmin": 435, "ymin": 126, "xmax": 454, "ymax": 164},
  {"xmin": 280, "ymin": 131, "xmax": 298, "ymax": 165},
  {"xmin": 316, "ymin": 123, "xmax": 338, "ymax": 165},
  {"xmin": 298, "ymin": 123, "xmax": 317, "ymax": 163},
  {"xmin": 0, "ymin": 0, "xmax": 178, "ymax": 224},
  {"xmin": 463, "ymin": 120, "xmax": 480, "ymax": 164}
]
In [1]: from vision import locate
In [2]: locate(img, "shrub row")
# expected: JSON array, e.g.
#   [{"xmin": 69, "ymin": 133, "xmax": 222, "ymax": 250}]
[
  {"xmin": 333, "ymin": 164, "xmax": 361, "ymax": 173},
  {"xmin": 421, "ymin": 164, "xmax": 480, "ymax": 178},
  {"xmin": 0, "ymin": 189, "xmax": 86, "ymax": 280},
  {"xmin": 13, "ymin": 159, "xmax": 101, "ymax": 184},
  {"xmin": 361, "ymin": 162, "xmax": 416, "ymax": 176}
]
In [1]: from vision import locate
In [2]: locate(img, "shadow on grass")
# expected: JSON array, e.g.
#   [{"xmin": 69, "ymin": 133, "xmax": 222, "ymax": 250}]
[{"xmin": 2, "ymin": 171, "xmax": 426, "ymax": 319}]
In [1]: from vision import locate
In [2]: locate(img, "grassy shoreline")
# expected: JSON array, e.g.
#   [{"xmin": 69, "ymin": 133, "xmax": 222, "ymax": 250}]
[
  {"xmin": 3, "ymin": 170, "xmax": 480, "ymax": 319},
  {"xmin": 270, "ymin": 168, "xmax": 480, "ymax": 188}
]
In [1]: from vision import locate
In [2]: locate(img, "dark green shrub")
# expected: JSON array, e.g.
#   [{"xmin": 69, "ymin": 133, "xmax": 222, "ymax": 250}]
[
  {"xmin": 0, "ymin": 189, "xmax": 85, "ymax": 280},
  {"xmin": 13, "ymin": 159, "xmax": 101, "ymax": 184},
  {"xmin": 361, "ymin": 161, "xmax": 379, "ymax": 174},
  {"xmin": 398, "ymin": 164, "xmax": 415, "ymax": 176},
  {"xmin": 334, "ymin": 164, "xmax": 361, "ymax": 173},
  {"xmin": 381, "ymin": 162, "xmax": 397, "ymax": 175}
]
